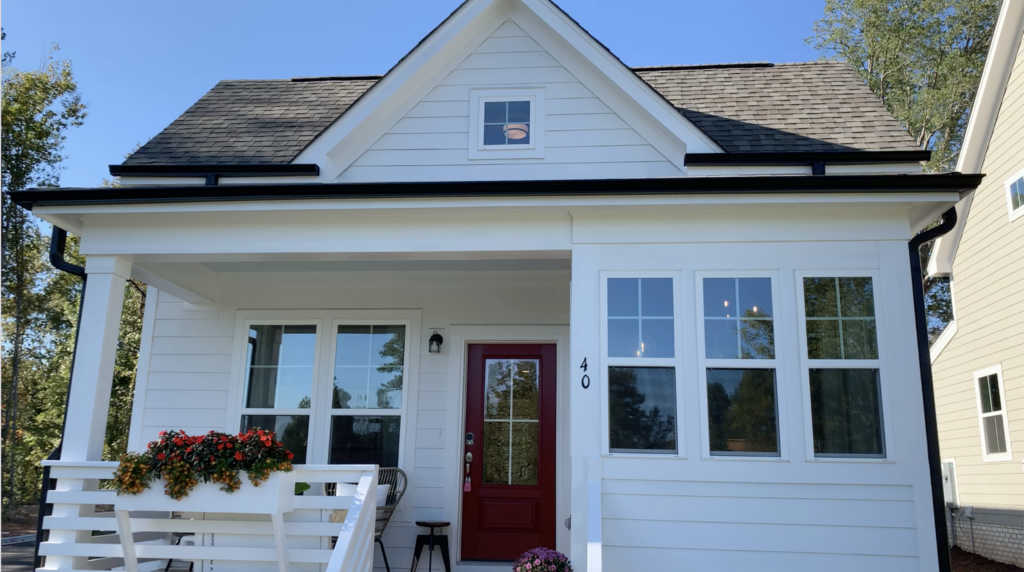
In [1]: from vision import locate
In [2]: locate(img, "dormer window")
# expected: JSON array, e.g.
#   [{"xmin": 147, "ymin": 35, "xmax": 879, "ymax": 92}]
[{"xmin": 470, "ymin": 89, "xmax": 544, "ymax": 159}]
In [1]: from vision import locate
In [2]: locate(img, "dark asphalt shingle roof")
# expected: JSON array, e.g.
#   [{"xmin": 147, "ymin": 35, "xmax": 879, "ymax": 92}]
[
  {"xmin": 122, "ymin": 61, "xmax": 921, "ymax": 166},
  {"xmin": 634, "ymin": 62, "xmax": 920, "ymax": 153}
]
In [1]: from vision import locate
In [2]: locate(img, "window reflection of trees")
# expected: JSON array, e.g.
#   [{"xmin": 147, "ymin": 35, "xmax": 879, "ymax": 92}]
[
  {"xmin": 609, "ymin": 367, "xmax": 676, "ymax": 452},
  {"xmin": 707, "ymin": 369, "xmax": 778, "ymax": 454}
]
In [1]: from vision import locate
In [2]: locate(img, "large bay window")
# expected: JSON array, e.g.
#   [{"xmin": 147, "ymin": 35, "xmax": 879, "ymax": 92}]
[{"xmin": 238, "ymin": 314, "xmax": 413, "ymax": 466}]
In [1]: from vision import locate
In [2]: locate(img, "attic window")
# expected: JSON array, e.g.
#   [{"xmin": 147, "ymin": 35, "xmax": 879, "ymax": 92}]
[
  {"xmin": 469, "ymin": 89, "xmax": 544, "ymax": 159},
  {"xmin": 484, "ymin": 101, "xmax": 530, "ymax": 145}
]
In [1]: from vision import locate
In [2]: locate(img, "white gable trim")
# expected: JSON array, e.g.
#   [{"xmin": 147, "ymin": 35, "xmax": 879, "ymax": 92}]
[
  {"xmin": 294, "ymin": 0, "xmax": 719, "ymax": 181},
  {"xmin": 928, "ymin": 0, "xmax": 1024, "ymax": 277}
]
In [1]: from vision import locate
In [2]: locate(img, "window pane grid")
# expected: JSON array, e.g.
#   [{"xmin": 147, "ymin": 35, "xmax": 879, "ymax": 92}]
[
  {"xmin": 703, "ymin": 277, "xmax": 774, "ymax": 360},
  {"xmin": 803, "ymin": 277, "xmax": 878, "ymax": 360},
  {"xmin": 483, "ymin": 100, "xmax": 530, "ymax": 146},
  {"xmin": 608, "ymin": 278, "xmax": 675, "ymax": 359}
]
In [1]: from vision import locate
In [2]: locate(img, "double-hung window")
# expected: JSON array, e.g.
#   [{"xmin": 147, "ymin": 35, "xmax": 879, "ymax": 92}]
[
  {"xmin": 242, "ymin": 324, "xmax": 317, "ymax": 464},
  {"xmin": 330, "ymin": 325, "xmax": 406, "ymax": 466},
  {"xmin": 975, "ymin": 366, "xmax": 1011, "ymax": 461},
  {"xmin": 699, "ymin": 276, "xmax": 780, "ymax": 457},
  {"xmin": 239, "ymin": 315, "xmax": 411, "ymax": 466},
  {"xmin": 605, "ymin": 277, "xmax": 678, "ymax": 454},
  {"xmin": 800, "ymin": 276, "xmax": 885, "ymax": 457}
]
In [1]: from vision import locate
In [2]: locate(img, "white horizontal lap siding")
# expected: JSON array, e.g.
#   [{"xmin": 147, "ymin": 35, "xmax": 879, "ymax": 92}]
[
  {"xmin": 133, "ymin": 289, "xmax": 235, "ymax": 447},
  {"xmin": 340, "ymin": 20, "xmax": 679, "ymax": 182}
]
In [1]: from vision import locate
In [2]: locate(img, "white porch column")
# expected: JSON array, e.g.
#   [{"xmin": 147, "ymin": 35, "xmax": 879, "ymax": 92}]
[
  {"xmin": 569, "ymin": 246, "xmax": 602, "ymax": 571},
  {"xmin": 60, "ymin": 255, "xmax": 131, "ymax": 461}
]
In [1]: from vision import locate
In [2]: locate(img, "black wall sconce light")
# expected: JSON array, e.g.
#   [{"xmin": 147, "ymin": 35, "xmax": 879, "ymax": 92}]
[{"xmin": 428, "ymin": 331, "xmax": 444, "ymax": 353}]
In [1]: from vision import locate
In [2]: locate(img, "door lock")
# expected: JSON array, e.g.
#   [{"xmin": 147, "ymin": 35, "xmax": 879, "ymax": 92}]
[{"xmin": 464, "ymin": 451, "xmax": 473, "ymax": 463}]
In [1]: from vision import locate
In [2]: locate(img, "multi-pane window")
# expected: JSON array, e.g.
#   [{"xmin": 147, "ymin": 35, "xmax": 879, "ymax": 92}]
[
  {"xmin": 483, "ymin": 359, "xmax": 540, "ymax": 485},
  {"xmin": 483, "ymin": 100, "xmax": 530, "ymax": 146},
  {"xmin": 329, "ymin": 325, "xmax": 406, "ymax": 466},
  {"xmin": 976, "ymin": 368, "xmax": 1011, "ymax": 460},
  {"xmin": 242, "ymin": 324, "xmax": 316, "ymax": 463},
  {"xmin": 606, "ymin": 277, "xmax": 678, "ymax": 454},
  {"xmin": 1008, "ymin": 175, "xmax": 1024, "ymax": 219},
  {"xmin": 802, "ymin": 276, "xmax": 885, "ymax": 457},
  {"xmin": 701, "ymin": 277, "xmax": 780, "ymax": 456}
]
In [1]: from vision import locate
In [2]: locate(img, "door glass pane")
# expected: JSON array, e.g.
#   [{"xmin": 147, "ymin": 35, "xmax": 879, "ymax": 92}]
[
  {"xmin": 510, "ymin": 423, "xmax": 539, "ymax": 485},
  {"xmin": 329, "ymin": 415, "xmax": 400, "ymax": 466},
  {"xmin": 512, "ymin": 360, "xmax": 539, "ymax": 420},
  {"xmin": 608, "ymin": 366, "xmax": 677, "ymax": 453},
  {"xmin": 706, "ymin": 368, "xmax": 779, "ymax": 455},
  {"xmin": 334, "ymin": 325, "xmax": 405, "ymax": 409},
  {"xmin": 245, "ymin": 325, "xmax": 315, "ymax": 409},
  {"xmin": 242, "ymin": 415, "xmax": 309, "ymax": 464},
  {"xmin": 809, "ymin": 369, "xmax": 884, "ymax": 456},
  {"xmin": 482, "ymin": 358, "xmax": 541, "ymax": 485},
  {"xmin": 983, "ymin": 415, "xmax": 1008, "ymax": 454},
  {"xmin": 483, "ymin": 421, "xmax": 510, "ymax": 484}
]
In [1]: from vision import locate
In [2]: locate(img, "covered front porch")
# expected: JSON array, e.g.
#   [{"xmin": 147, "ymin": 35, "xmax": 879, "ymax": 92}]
[{"xmin": 38, "ymin": 236, "xmax": 577, "ymax": 571}]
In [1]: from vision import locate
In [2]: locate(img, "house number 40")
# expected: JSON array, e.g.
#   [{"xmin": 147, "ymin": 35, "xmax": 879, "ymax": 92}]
[{"xmin": 579, "ymin": 357, "xmax": 591, "ymax": 389}]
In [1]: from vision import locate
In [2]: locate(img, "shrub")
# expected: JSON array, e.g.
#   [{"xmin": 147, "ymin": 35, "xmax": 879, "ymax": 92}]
[
  {"xmin": 513, "ymin": 547, "xmax": 572, "ymax": 572},
  {"xmin": 113, "ymin": 429, "xmax": 294, "ymax": 500}
]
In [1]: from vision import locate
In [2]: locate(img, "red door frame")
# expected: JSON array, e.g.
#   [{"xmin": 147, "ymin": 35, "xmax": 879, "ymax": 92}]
[{"xmin": 461, "ymin": 343, "xmax": 557, "ymax": 561}]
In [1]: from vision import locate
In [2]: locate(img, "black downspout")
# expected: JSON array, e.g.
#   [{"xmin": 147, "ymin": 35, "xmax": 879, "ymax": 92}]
[
  {"xmin": 908, "ymin": 207, "xmax": 957, "ymax": 572},
  {"xmin": 33, "ymin": 226, "xmax": 86, "ymax": 569}
]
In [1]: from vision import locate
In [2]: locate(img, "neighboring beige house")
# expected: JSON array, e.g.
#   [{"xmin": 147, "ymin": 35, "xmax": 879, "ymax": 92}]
[{"xmin": 928, "ymin": 0, "xmax": 1024, "ymax": 566}]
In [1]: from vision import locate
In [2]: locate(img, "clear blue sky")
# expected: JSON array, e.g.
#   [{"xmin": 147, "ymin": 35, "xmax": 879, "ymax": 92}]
[{"xmin": 2, "ymin": 0, "xmax": 825, "ymax": 188}]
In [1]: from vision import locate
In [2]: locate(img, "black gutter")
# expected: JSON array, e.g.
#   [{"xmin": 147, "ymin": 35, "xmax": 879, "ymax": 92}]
[
  {"xmin": 908, "ymin": 207, "xmax": 958, "ymax": 572},
  {"xmin": 685, "ymin": 150, "xmax": 932, "ymax": 165},
  {"xmin": 9, "ymin": 173, "xmax": 982, "ymax": 210},
  {"xmin": 108, "ymin": 163, "xmax": 320, "ymax": 186},
  {"xmin": 33, "ymin": 227, "xmax": 86, "ymax": 569}
]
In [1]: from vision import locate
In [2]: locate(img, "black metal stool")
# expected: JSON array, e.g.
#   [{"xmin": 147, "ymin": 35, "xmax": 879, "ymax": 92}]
[{"xmin": 409, "ymin": 520, "xmax": 451, "ymax": 572}]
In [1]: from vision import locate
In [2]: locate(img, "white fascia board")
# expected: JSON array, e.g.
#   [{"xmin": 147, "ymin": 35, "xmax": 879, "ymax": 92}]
[
  {"xmin": 931, "ymin": 0, "xmax": 1024, "ymax": 277},
  {"xmin": 292, "ymin": 0, "xmax": 505, "ymax": 180},
  {"xmin": 929, "ymin": 320, "xmax": 957, "ymax": 363},
  {"xmin": 31, "ymin": 191, "xmax": 961, "ymax": 219}
]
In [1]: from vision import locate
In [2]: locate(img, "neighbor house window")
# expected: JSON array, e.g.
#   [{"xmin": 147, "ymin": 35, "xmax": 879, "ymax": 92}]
[
  {"xmin": 975, "ymin": 366, "xmax": 1011, "ymax": 461},
  {"xmin": 802, "ymin": 276, "xmax": 884, "ymax": 457},
  {"xmin": 700, "ymin": 277, "xmax": 780, "ymax": 457},
  {"xmin": 330, "ymin": 325, "xmax": 406, "ymax": 466},
  {"xmin": 606, "ymin": 277, "xmax": 678, "ymax": 454},
  {"xmin": 241, "ymin": 324, "xmax": 316, "ymax": 464},
  {"xmin": 1007, "ymin": 172, "xmax": 1024, "ymax": 221},
  {"xmin": 469, "ymin": 89, "xmax": 544, "ymax": 159}
]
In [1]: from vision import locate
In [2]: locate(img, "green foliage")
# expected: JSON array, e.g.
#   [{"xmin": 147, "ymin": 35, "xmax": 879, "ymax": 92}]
[
  {"xmin": 114, "ymin": 429, "xmax": 295, "ymax": 500},
  {"xmin": 1, "ymin": 34, "xmax": 144, "ymax": 517},
  {"xmin": 811, "ymin": 0, "xmax": 1000, "ymax": 170},
  {"xmin": 811, "ymin": 0, "xmax": 999, "ymax": 336}
]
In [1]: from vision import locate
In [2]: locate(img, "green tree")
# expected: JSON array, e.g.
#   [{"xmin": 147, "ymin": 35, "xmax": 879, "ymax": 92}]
[
  {"xmin": 2, "ymin": 35, "xmax": 86, "ymax": 516},
  {"xmin": 811, "ymin": 0, "xmax": 999, "ymax": 338}
]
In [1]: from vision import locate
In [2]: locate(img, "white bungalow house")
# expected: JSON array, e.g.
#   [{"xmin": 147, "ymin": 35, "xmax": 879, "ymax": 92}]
[{"xmin": 10, "ymin": 0, "xmax": 984, "ymax": 571}]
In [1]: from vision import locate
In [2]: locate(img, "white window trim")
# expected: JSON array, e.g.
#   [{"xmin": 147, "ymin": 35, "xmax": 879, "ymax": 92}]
[
  {"xmin": 695, "ymin": 272, "xmax": 788, "ymax": 462},
  {"xmin": 1006, "ymin": 169, "xmax": 1024, "ymax": 221},
  {"xmin": 974, "ymin": 364, "xmax": 1012, "ymax": 462},
  {"xmin": 468, "ymin": 88, "xmax": 545, "ymax": 160},
  {"xmin": 229, "ymin": 309, "xmax": 420, "ymax": 467},
  {"xmin": 795, "ymin": 271, "xmax": 890, "ymax": 462},
  {"xmin": 599, "ymin": 271, "xmax": 686, "ymax": 458}
]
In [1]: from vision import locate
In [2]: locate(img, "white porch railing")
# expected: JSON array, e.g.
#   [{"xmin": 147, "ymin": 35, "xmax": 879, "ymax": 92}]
[{"xmin": 37, "ymin": 460, "xmax": 377, "ymax": 572}]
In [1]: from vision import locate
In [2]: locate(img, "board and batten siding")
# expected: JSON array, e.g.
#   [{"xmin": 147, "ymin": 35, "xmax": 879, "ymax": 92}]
[
  {"xmin": 932, "ymin": 37, "xmax": 1024, "ymax": 510},
  {"xmin": 338, "ymin": 20, "xmax": 681, "ymax": 182}
]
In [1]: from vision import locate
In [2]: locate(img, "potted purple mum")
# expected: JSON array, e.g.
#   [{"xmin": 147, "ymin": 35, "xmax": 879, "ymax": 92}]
[{"xmin": 513, "ymin": 547, "xmax": 572, "ymax": 572}]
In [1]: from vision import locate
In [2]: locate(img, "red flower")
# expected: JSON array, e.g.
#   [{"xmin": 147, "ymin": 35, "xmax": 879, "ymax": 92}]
[
  {"xmin": 226, "ymin": 442, "xmax": 233, "ymax": 449},
  {"xmin": 217, "ymin": 444, "xmax": 224, "ymax": 450},
  {"xmin": 159, "ymin": 431, "xmax": 167, "ymax": 436},
  {"xmin": 234, "ymin": 452, "xmax": 244, "ymax": 461},
  {"xmin": 286, "ymin": 451, "xmax": 294, "ymax": 460},
  {"xmin": 156, "ymin": 453, "xmax": 166, "ymax": 461},
  {"xmin": 209, "ymin": 455, "xmax": 215, "ymax": 463}
]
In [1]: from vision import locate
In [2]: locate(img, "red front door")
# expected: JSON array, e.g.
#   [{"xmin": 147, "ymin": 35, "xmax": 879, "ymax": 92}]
[{"xmin": 461, "ymin": 343, "xmax": 556, "ymax": 561}]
